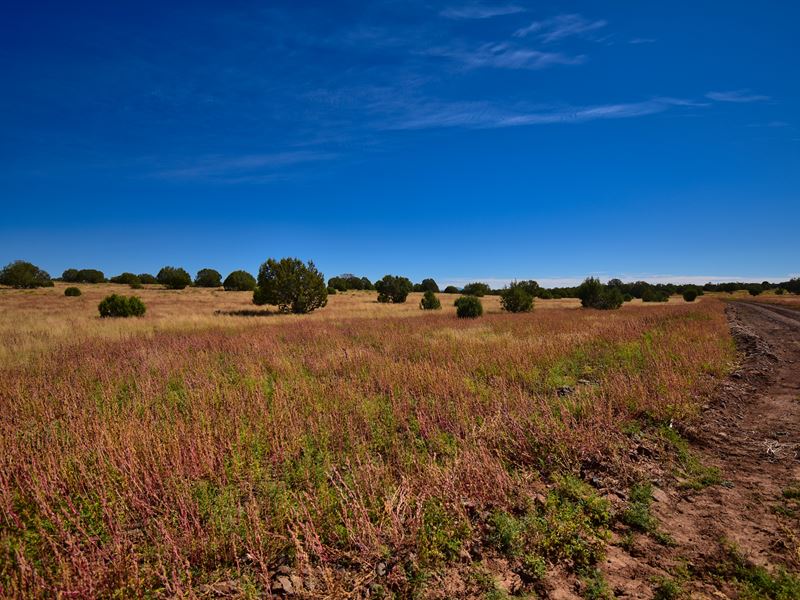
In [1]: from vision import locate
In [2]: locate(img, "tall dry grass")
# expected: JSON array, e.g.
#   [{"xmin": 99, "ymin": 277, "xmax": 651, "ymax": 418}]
[{"xmin": 0, "ymin": 288, "xmax": 733, "ymax": 597}]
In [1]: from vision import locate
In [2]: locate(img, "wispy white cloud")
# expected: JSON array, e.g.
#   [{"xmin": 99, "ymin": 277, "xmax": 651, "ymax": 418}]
[
  {"xmin": 155, "ymin": 151, "xmax": 337, "ymax": 182},
  {"xmin": 383, "ymin": 97, "xmax": 704, "ymax": 130},
  {"xmin": 440, "ymin": 3, "xmax": 525, "ymax": 20},
  {"xmin": 629, "ymin": 37, "xmax": 656, "ymax": 45},
  {"xmin": 427, "ymin": 42, "xmax": 584, "ymax": 70},
  {"xmin": 515, "ymin": 14, "xmax": 607, "ymax": 43},
  {"xmin": 706, "ymin": 90, "xmax": 770, "ymax": 103}
]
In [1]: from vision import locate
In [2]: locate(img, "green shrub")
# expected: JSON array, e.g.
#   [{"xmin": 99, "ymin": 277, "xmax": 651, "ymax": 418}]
[
  {"xmin": 443, "ymin": 285, "xmax": 460, "ymax": 294},
  {"xmin": 420, "ymin": 290, "xmax": 441, "ymax": 310},
  {"xmin": 223, "ymin": 270, "xmax": 257, "ymax": 291},
  {"xmin": 682, "ymin": 288, "xmax": 698, "ymax": 302},
  {"xmin": 98, "ymin": 294, "xmax": 146, "ymax": 318},
  {"xmin": 375, "ymin": 275, "xmax": 413, "ymax": 303},
  {"xmin": 747, "ymin": 285, "xmax": 762, "ymax": 296},
  {"xmin": 500, "ymin": 282, "xmax": 534, "ymax": 313},
  {"xmin": 0, "ymin": 261, "xmax": 53, "ymax": 288},
  {"xmin": 327, "ymin": 286, "xmax": 337, "ymax": 295},
  {"xmin": 110, "ymin": 272, "xmax": 141, "ymax": 285},
  {"xmin": 194, "ymin": 268, "xmax": 222, "ymax": 288},
  {"xmin": 130, "ymin": 282, "xmax": 143, "ymax": 289},
  {"xmin": 157, "ymin": 266, "xmax": 192, "ymax": 290},
  {"xmin": 64, "ymin": 287, "xmax": 82, "ymax": 297},
  {"xmin": 62, "ymin": 268, "xmax": 105, "ymax": 283},
  {"xmin": 775, "ymin": 288, "xmax": 786, "ymax": 295},
  {"xmin": 455, "ymin": 295, "xmax": 483, "ymax": 318},
  {"xmin": 642, "ymin": 288, "xmax": 669, "ymax": 303},
  {"xmin": 462, "ymin": 282, "xmax": 490, "ymax": 297},
  {"xmin": 137, "ymin": 273, "xmax": 158, "ymax": 285},
  {"xmin": 253, "ymin": 257, "xmax": 327, "ymax": 314},
  {"xmin": 328, "ymin": 274, "xmax": 373, "ymax": 291},
  {"xmin": 623, "ymin": 293, "xmax": 634, "ymax": 302},
  {"xmin": 577, "ymin": 277, "xmax": 623, "ymax": 309},
  {"xmin": 419, "ymin": 278, "xmax": 440, "ymax": 293}
]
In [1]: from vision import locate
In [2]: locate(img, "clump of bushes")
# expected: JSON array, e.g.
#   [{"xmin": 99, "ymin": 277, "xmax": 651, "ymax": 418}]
[
  {"xmin": 500, "ymin": 282, "xmax": 534, "ymax": 313},
  {"xmin": 137, "ymin": 273, "xmax": 159, "ymax": 285},
  {"xmin": 0, "ymin": 260, "xmax": 53, "ymax": 288},
  {"xmin": 253, "ymin": 257, "xmax": 327, "ymax": 314},
  {"xmin": 62, "ymin": 268, "xmax": 105, "ymax": 283},
  {"xmin": 110, "ymin": 272, "xmax": 141, "ymax": 285},
  {"xmin": 682, "ymin": 288, "xmax": 698, "ymax": 302},
  {"xmin": 194, "ymin": 268, "xmax": 222, "ymax": 288},
  {"xmin": 420, "ymin": 290, "xmax": 441, "ymax": 310},
  {"xmin": 157, "ymin": 266, "xmax": 192, "ymax": 290},
  {"xmin": 375, "ymin": 275, "xmax": 413, "ymax": 303},
  {"xmin": 461, "ymin": 282, "xmax": 491, "ymax": 297},
  {"xmin": 327, "ymin": 286, "xmax": 338, "ymax": 295},
  {"xmin": 443, "ymin": 285, "xmax": 460, "ymax": 294},
  {"xmin": 747, "ymin": 285, "xmax": 763, "ymax": 297},
  {"xmin": 328, "ymin": 274, "xmax": 374, "ymax": 291},
  {"xmin": 623, "ymin": 293, "xmax": 634, "ymax": 302},
  {"xmin": 413, "ymin": 278, "xmax": 440, "ymax": 293},
  {"xmin": 455, "ymin": 295, "xmax": 483, "ymax": 318},
  {"xmin": 64, "ymin": 287, "xmax": 82, "ymax": 297},
  {"xmin": 223, "ymin": 270, "xmax": 257, "ymax": 291},
  {"xmin": 98, "ymin": 294, "xmax": 146, "ymax": 318},
  {"xmin": 642, "ymin": 288, "xmax": 669, "ymax": 303},
  {"xmin": 577, "ymin": 277, "xmax": 623, "ymax": 310}
]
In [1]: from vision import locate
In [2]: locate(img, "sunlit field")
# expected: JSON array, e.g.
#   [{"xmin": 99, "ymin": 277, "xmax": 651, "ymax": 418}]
[{"xmin": 0, "ymin": 286, "xmax": 732, "ymax": 597}]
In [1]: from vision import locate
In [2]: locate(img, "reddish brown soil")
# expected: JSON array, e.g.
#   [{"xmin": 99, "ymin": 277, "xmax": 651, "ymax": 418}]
[{"xmin": 603, "ymin": 301, "xmax": 800, "ymax": 598}]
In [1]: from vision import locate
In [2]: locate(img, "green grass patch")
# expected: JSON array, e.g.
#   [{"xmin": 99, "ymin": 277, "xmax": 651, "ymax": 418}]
[
  {"xmin": 714, "ymin": 544, "xmax": 800, "ymax": 599},
  {"xmin": 659, "ymin": 426, "xmax": 723, "ymax": 490}
]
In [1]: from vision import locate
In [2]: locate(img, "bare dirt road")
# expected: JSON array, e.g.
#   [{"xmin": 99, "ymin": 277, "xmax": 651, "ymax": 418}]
[{"xmin": 605, "ymin": 301, "xmax": 800, "ymax": 598}]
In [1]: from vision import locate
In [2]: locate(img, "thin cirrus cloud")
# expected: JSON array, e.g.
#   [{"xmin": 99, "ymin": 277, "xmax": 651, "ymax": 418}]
[
  {"xmin": 440, "ymin": 3, "xmax": 525, "ymax": 20},
  {"xmin": 705, "ymin": 90, "xmax": 770, "ymax": 103},
  {"xmin": 383, "ymin": 97, "xmax": 704, "ymax": 131},
  {"xmin": 514, "ymin": 14, "xmax": 608, "ymax": 42},
  {"xmin": 154, "ymin": 151, "xmax": 337, "ymax": 182},
  {"xmin": 427, "ymin": 42, "xmax": 584, "ymax": 70}
]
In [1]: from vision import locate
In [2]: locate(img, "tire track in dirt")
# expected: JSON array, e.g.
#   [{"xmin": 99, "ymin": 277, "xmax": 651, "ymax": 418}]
[{"xmin": 604, "ymin": 301, "xmax": 800, "ymax": 598}]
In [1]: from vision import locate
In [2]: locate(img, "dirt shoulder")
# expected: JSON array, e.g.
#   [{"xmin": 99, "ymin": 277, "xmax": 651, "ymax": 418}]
[{"xmin": 604, "ymin": 301, "xmax": 800, "ymax": 598}]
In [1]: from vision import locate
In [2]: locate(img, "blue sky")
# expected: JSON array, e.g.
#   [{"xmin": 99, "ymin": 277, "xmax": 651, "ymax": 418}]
[{"xmin": 1, "ymin": 0, "xmax": 798, "ymax": 286}]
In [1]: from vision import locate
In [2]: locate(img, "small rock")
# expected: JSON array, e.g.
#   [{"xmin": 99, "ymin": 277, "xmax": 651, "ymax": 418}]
[
  {"xmin": 651, "ymin": 487, "xmax": 669, "ymax": 503},
  {"xmin": 376, "ymin": 562, "xmax": 387, "ymax": 576},
  {"xmin": 556, "ymin": 386, "xmax": 575, "ymax": 397}
]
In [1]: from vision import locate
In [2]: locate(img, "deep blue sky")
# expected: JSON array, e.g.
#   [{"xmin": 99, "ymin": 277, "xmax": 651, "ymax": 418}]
[{"xmin": 2, "ymin": 1, "xmax": 798, "ymax": 286}]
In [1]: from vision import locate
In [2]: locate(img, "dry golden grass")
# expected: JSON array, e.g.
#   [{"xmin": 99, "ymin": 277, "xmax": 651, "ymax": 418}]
[{"xmin": 0, "ymin": 284, "xmax": 580, "ymax": 367}]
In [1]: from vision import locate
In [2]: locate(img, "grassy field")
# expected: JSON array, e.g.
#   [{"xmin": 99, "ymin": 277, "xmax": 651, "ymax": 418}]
[{"xmin": 0, "ymin": 285, "xmax": 733, "ymax": 597}]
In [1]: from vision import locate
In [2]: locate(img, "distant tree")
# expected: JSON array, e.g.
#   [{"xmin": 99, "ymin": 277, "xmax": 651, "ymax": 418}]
[
  {"xmin": 138, "ymin": 273, "xmax": 159, "ymax": 285},
  {"xmin": 98, "ymin": 294, "xmax": 146, "ymax": 318},
  {"xmin": 623, "ymin": 293, "xmax": 634, "ymax": 302},
  {"xmin": 606, "ymin": 278, "xmax": 624, "ymax": 289},
  {"xmin": 747, "ymin": 285, "xmax": 762, "ymax": 296},
  {"xmin": 64, "ymin": 286, "xmax": 81, "ymax": 297},
  {"xmin": 0, "ymin": 260, "xmax": 53, "ymax": 288},
  {"xmin": 223, "ymin": 270, "xmax": 257, "ymax": 291},
  {"xmin": 500, "ymin": 282, "xmax": 534, "ymax": 313},
  {"xmin": 577, "ymin": 277, "xmax": 623, "ymax": 309},
  {"xmin": 419, "ymin": 278, "xmax": 440, "ymax": 293},
  {"xmin": 775, "ymin": 288, "xmax": 786, "ymax": 295},
  {"xmin": 110, "ymin": 272, "xmax": 141, "ymax": 285},
  {"xmin": 455, "ymin": 295, "xmax": 483, "ymax": 318},
  {"xmin": 360, "ymin": 277, "xmax": 374, "ymax": 291},
  {"xmin": 642, "ymin": 288, "xmax": 669, "ymax": 303},
  {"xmin": 327, "ymin": 286, "xmax": 338, "ymax": 295},
  {"xmin": 419, "ymin": 290, "xmax": 441, "ymax": 310},
  {"xmin": 761, "ymin": 281, "xmax": 771, "ymax": 289},
  {"xmin": 194, "ymin": 268, "xmax": 222, "ymax": 288},
  {"xmin": 253, "ymin": 257, "xmax": 327, "ymax": 314},
  {"xmin": 443, "ymin": 285, "xmax": 460, "ymax": 294},
  {"xmin": 461, "ymin": 282, "xmax": 490, "ymax": 297},
  {"xmin": 62, "ymin": 268, "xmax": 80, "ymax": 282},
  {"xmin": 375, "ymin": 275, "xmax": 413, "ymax": 303},
  {"xmin": 157, "ymin": 266, "xmax": 192, "ymax": 290},
  {"xmin": 682, "ymin": 288, "xmax": 699, "ymax": 302},
  {"xmin": 77, "ymin": 269, "xmax": 105, "ymax": 283}
]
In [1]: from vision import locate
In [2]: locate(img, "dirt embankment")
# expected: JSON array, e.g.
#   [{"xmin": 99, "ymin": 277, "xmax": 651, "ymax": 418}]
[{"xmin": 604, "ymin": 301, "xmax": 800, "ymax": 598}]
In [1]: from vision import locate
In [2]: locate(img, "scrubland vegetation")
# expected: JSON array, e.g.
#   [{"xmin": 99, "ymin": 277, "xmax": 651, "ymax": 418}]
[{"xmin": 0, "ymin": 274, "xmax": 737, "ymax": 597}]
